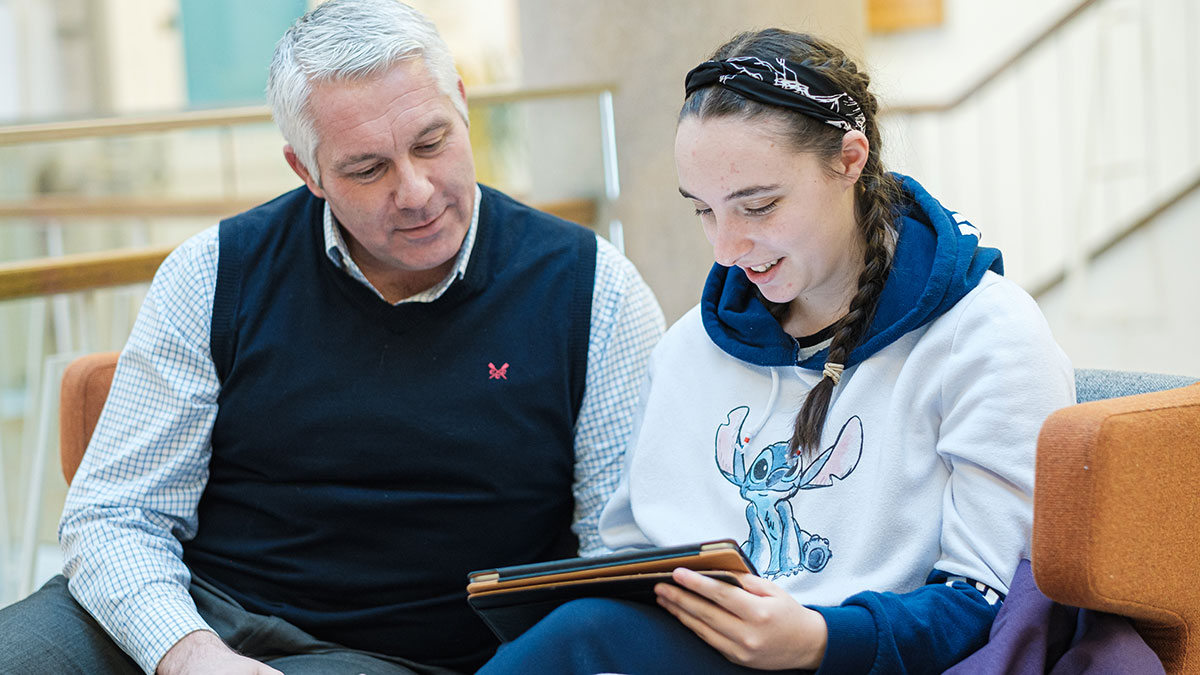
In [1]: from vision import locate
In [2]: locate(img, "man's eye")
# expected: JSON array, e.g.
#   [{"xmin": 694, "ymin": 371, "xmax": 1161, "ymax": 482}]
[
  {"xmin": 353, "ymin": 165, "xmax": 383, "ymax": 179},
  {"xmin": 416, "ymin": 137, "xmax": 445, "ymax": 154}
]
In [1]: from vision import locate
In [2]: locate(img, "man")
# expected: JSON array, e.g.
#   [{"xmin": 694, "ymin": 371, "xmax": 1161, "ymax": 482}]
[{"xmin": 0, "ymin": 1, "xmax": 663, "ymax": 673}]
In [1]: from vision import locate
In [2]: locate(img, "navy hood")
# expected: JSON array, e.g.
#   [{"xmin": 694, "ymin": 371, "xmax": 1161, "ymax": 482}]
[{"xmin": 701, "ymin": 174, "xmax": 1003, "ymax": 369}]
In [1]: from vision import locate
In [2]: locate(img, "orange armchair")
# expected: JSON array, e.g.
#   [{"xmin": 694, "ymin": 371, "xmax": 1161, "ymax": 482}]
[
  {"xmin": 58, "ymin": 351, "xmax": 119, "ymax": 485},
  {"xmin": 57, "ymin": 355, "xmax": 1200, "ymax": 672},
  {"xmin": 1033, "ymin": 370, "xmax": 1200, "ymax": 675}
]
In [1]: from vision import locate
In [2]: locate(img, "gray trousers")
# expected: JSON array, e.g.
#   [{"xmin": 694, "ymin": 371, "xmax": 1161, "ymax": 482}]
[{"xmin": 0, "ymin": 575, "xmax": 464, "ymax": 675}]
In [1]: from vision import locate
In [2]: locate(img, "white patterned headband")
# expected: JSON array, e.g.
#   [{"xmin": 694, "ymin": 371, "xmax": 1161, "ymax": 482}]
[{"xmin": 685, "ymin": 56, "xmax": 866, "ymax": 134}]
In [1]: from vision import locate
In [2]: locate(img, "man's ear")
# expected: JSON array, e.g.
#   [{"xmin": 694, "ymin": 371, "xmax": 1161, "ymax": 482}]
[
  {"xmin": 284, "ymin": 145, "xmax": 325, "ymax": 199},
  {"xmin": 456, "ymin": 77, "xmax": 469, "ymax": 128},
  {"xmin": 837, "ymin": 130, "xmax": 870, "ymax": 184}
]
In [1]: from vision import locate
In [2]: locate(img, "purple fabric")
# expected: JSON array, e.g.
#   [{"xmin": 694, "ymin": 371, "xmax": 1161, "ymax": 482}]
[{"xmin": 944, "ymin": 560, "xmax": 1164, "ymax": 674}]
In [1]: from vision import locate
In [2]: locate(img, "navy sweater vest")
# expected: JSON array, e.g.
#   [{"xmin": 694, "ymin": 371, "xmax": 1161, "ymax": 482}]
[{"xmin": 182, "ymin": 185, "xmax": 596, "ymax": 671}]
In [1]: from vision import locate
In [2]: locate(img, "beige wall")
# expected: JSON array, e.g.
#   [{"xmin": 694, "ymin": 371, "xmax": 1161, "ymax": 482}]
[{"xmin": 516, "ymin": 1, "xmax": 866, "ymax": 322}]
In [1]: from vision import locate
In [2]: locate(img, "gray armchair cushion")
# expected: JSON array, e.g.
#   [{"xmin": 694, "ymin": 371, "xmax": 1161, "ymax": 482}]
[{"xmin": 1074, "ymin": 368, "xmax": 1199, "ymax": 404}]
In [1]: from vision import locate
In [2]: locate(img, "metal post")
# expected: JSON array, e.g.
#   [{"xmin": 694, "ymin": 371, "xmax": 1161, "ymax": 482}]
[
  {"xmin": 597, "ymin": 90, "xmax": 624, "ymax": 254},
  {"xmin": 220, "ymin": 125, "xmax": 238, "ymax": 198},
  {"xmin": 16, "ymin": 352, "xmax": 72, "ymax": 598}
]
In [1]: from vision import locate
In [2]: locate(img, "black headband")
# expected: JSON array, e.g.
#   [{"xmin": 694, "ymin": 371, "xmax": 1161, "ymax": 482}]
[{"xmin": 685, "ymin": 56, "xmax": 866, "ymax": 134}]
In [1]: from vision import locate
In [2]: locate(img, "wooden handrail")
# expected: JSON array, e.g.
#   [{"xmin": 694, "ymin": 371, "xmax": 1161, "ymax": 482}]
[
  {"xmin": 0, "ymin": 82, "xmax": 617, "ymax": 146},
  {"xmin": 0, "ymin": 245, "xmax": 174, "ymax": 300},
  {"xmin": 0, "ymin": 107, "xmax": 273, "ymax": 146},
  {"xmin": 0, "ymin": 196, "xmax": 272, "ymax": 219},
  {"xmin": 0, "ymin": 196, "xmax": 597, "ymax": 301},
  {"xmin": 0, "ymin": 195, "xmax": 595, "ymax": 225},
  {"xmin": 883, "ymin": 0, "xmax": 1100, "ymax": 115}
]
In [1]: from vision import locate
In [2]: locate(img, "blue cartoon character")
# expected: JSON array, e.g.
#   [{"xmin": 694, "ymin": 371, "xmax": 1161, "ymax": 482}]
[{"xmin": 715, "ymin": 407, "xmax": 863, "ymax": 578}]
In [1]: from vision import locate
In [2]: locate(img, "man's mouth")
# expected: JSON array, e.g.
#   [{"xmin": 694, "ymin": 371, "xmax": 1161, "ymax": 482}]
[{"xmin": 401, "ymin": 206, "xmax": 446, "ymax": 234}]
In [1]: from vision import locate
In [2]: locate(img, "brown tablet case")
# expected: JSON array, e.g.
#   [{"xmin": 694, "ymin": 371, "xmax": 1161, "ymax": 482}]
[{"xmin": 466, "ymin": 539, "xmax": 755, "ymax": 642}]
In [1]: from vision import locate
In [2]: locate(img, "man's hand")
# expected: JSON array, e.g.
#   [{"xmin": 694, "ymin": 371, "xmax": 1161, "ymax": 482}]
[
  {"xmin": 654, "ymin": 568, "xmax": 828, "ymax": 671},
  {"xmin": 156, "ymin": 630, "xmax": 284, "ymax": 675}
]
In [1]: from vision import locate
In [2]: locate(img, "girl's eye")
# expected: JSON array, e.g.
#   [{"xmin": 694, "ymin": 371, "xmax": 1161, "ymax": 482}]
[
  {"xmin": 693, "ymin": 207, "xmax": 712, "ymax": 217},
  {"xmin": 745, "ymin": 201, "xmax": 777, "ymax": 216}
]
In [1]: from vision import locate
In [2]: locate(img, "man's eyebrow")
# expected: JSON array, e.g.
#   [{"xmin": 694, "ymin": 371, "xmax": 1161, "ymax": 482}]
[
  {"xmin": 334, "ymin": 154, "xmax": 382, "ymax": 172},
  {"xmin": 678, "ymin": 185, "xmax": 781, "ymax": 202},
  {"xmin": 415, "ymin": 119, "xmax": 451, "ymax": 140},
  {"xmin": 332, "ymin": 120, "xmax": 454, "ymax": 172}
]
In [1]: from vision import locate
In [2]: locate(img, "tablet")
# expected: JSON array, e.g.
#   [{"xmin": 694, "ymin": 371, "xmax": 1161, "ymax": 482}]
[{"xmin": 466, "ymin": 539, "xmax": 755, "ymax": 642}]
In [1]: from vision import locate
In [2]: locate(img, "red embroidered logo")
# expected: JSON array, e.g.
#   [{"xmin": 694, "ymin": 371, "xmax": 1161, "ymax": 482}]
[{"xmin": 488, "ymin": 362, "xmax": 509, "ymax": 380}]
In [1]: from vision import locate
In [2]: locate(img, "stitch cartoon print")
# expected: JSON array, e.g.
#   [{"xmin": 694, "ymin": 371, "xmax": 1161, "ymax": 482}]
[{"xmin": 715, "ymin": 407, "xmax": 863, "ymax": 578}]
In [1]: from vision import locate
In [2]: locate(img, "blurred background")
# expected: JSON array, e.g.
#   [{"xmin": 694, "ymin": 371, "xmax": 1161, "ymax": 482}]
[{"xmin": 0, "ymin": 0, "xmax": 1197, "ymax": 607}]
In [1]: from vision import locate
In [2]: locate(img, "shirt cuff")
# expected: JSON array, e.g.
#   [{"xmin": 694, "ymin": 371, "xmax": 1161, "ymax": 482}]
[
  {"xmin": 809, "ymin": 603, "xmax": 878, "ymax": 675},
  {"xmin": 115, "ymin": 586, "xmax": 215, "ymax": 674}
]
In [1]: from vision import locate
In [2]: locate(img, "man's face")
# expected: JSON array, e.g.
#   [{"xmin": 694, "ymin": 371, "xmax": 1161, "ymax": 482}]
[{"xmin": 286, "ymin": 58, "xmax": 476, "ymax": 298}]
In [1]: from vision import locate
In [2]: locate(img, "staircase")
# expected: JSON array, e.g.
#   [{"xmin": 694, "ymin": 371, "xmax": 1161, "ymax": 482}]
[{"xmin": 875, "ymin": 0, "xmax": 1200, "ymax": 372}]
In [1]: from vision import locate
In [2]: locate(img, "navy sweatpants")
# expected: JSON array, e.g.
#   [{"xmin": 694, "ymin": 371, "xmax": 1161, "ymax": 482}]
[{"xmin": 476, "ymin": 598, "xmax": 807, "ymax": 675}]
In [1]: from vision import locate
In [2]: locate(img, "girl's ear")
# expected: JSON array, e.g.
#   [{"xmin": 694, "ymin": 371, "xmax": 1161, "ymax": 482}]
[{"xmin": 837, "ymin": 130, "xmax": 870, "ymax": 184}]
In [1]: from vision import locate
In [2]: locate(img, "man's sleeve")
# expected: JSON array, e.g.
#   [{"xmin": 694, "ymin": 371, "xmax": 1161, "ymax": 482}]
[
  {"xmin": 569, "ymin": 236, "xmax": 664, "ymax": 556},
  {"xmin": 58, "ymin": 226, "xmax": 223, "ymax": 674}
]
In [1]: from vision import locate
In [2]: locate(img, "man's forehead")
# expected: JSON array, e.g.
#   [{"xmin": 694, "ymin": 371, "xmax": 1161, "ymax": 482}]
[
  {"xmin": 328, "ymin": 117, "xmax": 453, "ymax": 168},
  {"xmin": 309, "ymin": 69, "xmax": 459, "ymax": 164}
]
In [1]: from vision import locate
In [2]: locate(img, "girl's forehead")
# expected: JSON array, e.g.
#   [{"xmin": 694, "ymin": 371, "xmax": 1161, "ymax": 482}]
[
  {"xmin": 675, "ymin": 117, "xmax": 819, "ymax": 196},
  {"xmin": 675, "ymin": 116, "xmax": 804, "ymax": 167}
]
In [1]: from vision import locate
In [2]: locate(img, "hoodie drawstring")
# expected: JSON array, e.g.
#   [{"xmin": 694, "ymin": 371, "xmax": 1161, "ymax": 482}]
[{"xmin": 742, "ymin": 368, "xmax": 781, "ymax": 445}]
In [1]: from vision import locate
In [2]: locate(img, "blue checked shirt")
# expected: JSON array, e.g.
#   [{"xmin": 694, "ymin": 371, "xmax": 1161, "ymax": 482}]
[{"xmin": 58, "ymin": 186, "xmax": 665, "ymax": 673}]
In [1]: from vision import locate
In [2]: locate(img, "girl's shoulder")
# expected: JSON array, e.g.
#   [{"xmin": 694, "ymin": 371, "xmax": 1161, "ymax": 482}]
[
  {"xmin": 655, "ymin": 304, "xmax": 710, "ymax": 350},
  {"xmin": 936, "ymin": 271, "xmax": 1050, "ymax": 334},
  {"xmin": 650, "ymin": 303, "xmax": 746, "ymax": 371}
]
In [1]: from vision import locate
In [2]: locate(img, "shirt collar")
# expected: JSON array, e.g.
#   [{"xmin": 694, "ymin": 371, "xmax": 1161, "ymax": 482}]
[{"xmin": 323, "ymin": 184, "xmax": 481, "ymax": 304}]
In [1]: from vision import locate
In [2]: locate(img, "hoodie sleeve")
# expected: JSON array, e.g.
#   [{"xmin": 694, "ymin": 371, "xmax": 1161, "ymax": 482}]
[
  {"xmin": 933, "ymin": 275, "xmax": 1074, "ymax": 592},
  {"xmin": 813, "ymin": 274, "xmax": 1074, "ymax": 674},
  {"xmin": 810, "ymin": 572, "xmax": 1002, "ymax": 675}
]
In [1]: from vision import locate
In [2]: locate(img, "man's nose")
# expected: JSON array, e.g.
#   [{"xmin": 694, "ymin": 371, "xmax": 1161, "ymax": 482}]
[{"xmin": 392, "ymin": 160, "xmax": 435, "ymax": 211}]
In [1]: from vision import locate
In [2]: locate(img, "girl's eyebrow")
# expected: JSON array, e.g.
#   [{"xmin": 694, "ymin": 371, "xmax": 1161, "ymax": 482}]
[
  {"xmin": 678, "ymin": 185, "xmax": 782, "ymax": 202},
  {"xmin": 724, "ymin": 185, "xmax": 781, "ymax": 201}
]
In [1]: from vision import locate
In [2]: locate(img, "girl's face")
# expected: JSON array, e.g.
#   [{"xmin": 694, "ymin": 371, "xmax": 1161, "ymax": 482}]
[{"xmin": 675, "ymin": 115, "xmax": 865, "ymax": 327}]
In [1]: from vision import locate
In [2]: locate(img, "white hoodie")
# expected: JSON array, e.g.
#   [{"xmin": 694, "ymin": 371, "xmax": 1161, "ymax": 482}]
[{"xmin": 599, "ymin": 175, "xmax": 1074, "ymax": 611}]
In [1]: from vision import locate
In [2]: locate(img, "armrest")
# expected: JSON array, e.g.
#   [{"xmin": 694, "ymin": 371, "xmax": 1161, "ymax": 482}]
[
  {"xmin": 58, "ymin": 351, "xmax": 120, "ymax": 484},
  {"xmin": 1032, "ymin": 383, "xmax": 1200, "ymax": 674}
]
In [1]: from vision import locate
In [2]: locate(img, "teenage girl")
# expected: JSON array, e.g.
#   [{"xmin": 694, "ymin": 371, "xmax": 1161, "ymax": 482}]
[{"xmin": 478, "ymin": 28, "xmax": 1074, "ymax": 674}]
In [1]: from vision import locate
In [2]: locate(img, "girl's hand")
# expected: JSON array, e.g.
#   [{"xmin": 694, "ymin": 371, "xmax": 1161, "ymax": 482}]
[{"xmin": 655, "ymin": 568, "xmax": 828, "ymax": 671}]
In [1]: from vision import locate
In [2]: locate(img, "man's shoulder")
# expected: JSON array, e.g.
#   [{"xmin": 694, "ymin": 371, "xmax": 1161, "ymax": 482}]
[
  {"xmin": 222, "ymin": 185, "xmax": 320, "ymax": 231},
  {"xmin": 476, "ymin": 184, "xmax": 597, "ymax": 271},
  {"xmin": 215, "ymin": 186, "xmax": 323, "ymax": 262},
  {"xmin": 478, "ymin": 183, "xmax": 589, "ymax": 237}
]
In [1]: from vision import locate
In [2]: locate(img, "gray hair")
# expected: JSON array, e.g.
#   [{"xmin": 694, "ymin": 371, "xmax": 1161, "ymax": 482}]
[{"xmin": 266, "ymin": 0, "xmax": 467, "ymax": 181}]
